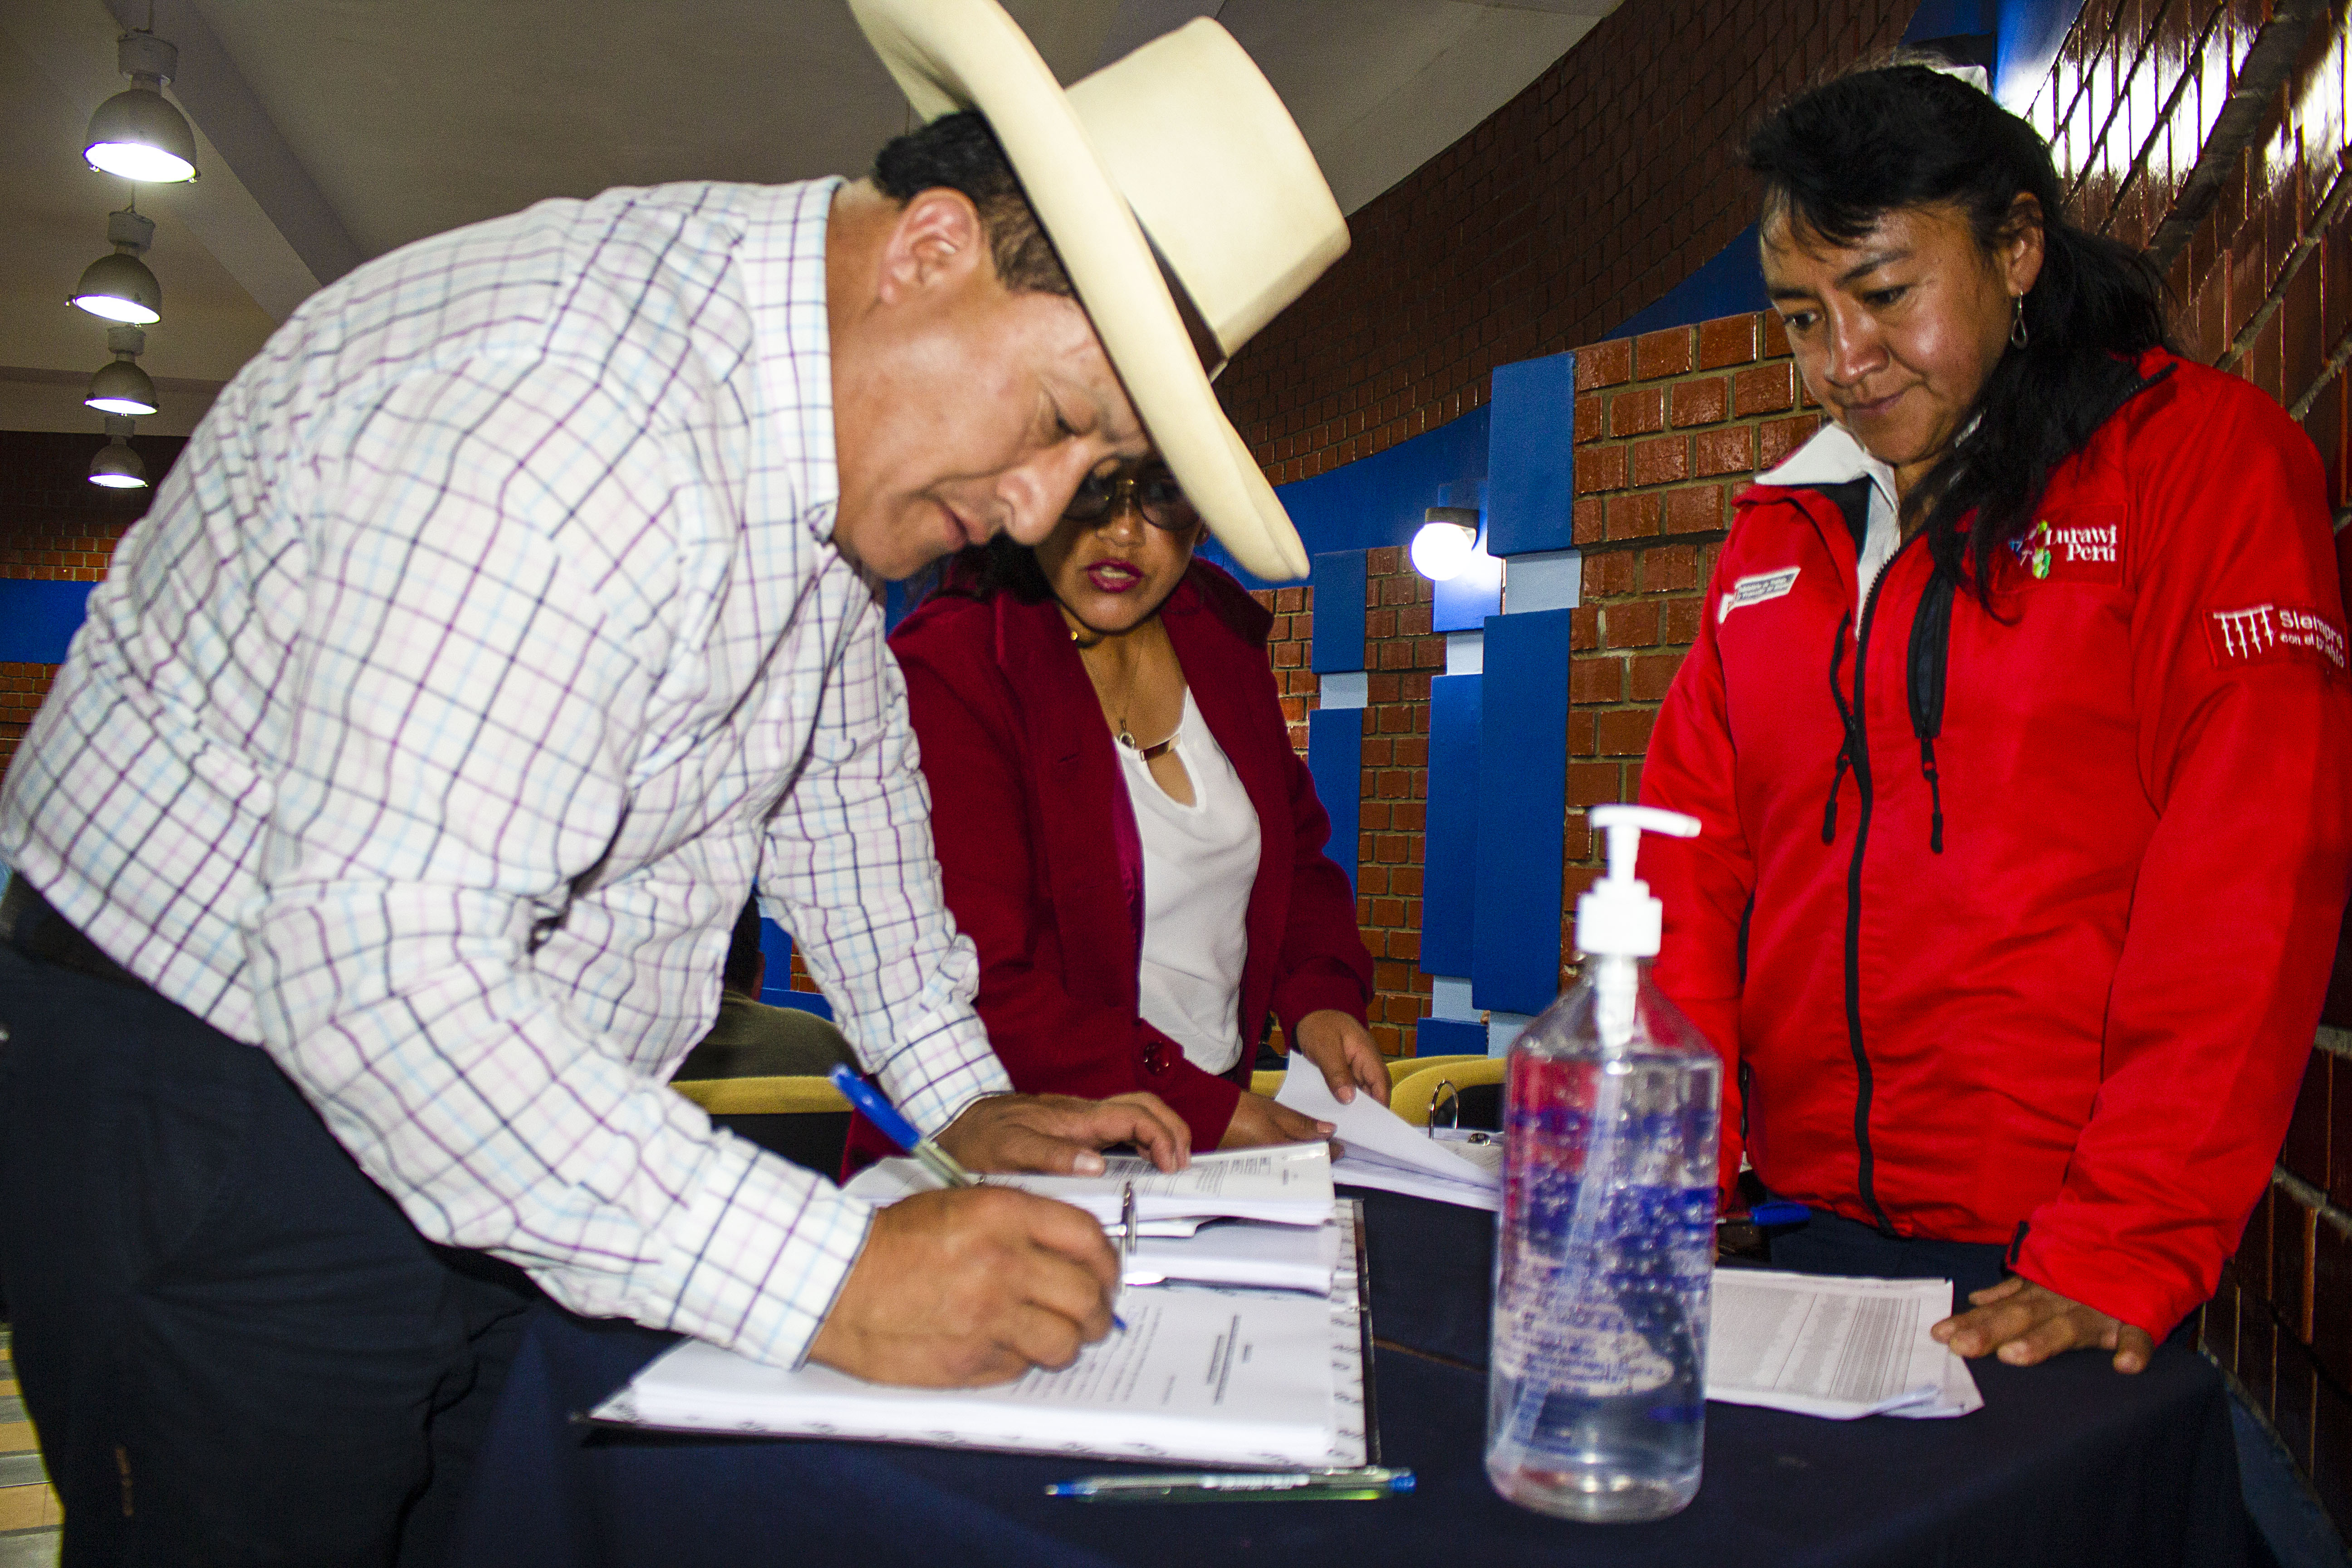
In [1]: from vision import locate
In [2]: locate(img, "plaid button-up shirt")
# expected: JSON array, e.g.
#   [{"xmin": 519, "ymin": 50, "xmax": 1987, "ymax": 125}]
[{"xmin": 0, "ymin": 176, "xmax": 1010, "ymax": 1366}]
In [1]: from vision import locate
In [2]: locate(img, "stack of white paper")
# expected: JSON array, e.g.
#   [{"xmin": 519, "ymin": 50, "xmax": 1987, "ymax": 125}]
[
  {"xmin": 1122, "ymin": 1217, "xmax": 1341, "ymax": 1292},
  {"xmin": 1705, "ymin": 1269, "xmax": 1983, "ymax": 1420},
  {"xmin": 845, "ymin": 1153, "xmax": 1341, "ymax": 1295},
  {"xmin": 1275, "ymin": 1062, "xmax": 1502, "ymax": 1210},
  {"xmin": 593, "ymin": 1203, "xmax": 1374, "ymax": 1468},
  {"xmin": 991, "ymin": 1143, "xmax": 1336, "ymax": 1227}
]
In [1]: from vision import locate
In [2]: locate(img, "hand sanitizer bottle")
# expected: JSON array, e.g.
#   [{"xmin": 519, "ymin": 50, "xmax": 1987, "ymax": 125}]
[{"xmin": 1485, "ymin": 805, "xmax": 1721, "ymax": 1522}]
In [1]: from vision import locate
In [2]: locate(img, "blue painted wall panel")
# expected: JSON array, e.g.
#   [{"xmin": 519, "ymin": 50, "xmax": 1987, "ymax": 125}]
[
  {"xmin": 1413, "ymin": 1017, "xmax": 1489, "ymax": 1058},
  {"xmin": 756, "ymin": 914, "xmax": 836, "ymax": 1019},
  {"xmin": 1309, "ymin": 551, "xmax": 1367, "ymax": 673},
  {"xmin": 1306, "ymin": 707, "xmax": 1364, "ymax": 892},
  {"xmin": 1432, "ymin": 550, "xmax": 1502, "ymax": 632},
  {"xmin": 1608, "ymin": 227, "xmax": 1769, "ymax": 342},
  {"xmin": 757, "ymin": 916, "xmax": 796, "ymax": 1004},
  {"xmin": 1197, "ymin": 405, "xmax": 1490, "ymax": 589},
  {"xmin": 1472, "ymin": 609, "xmax": 1573, "ymax": 1016},
  {"xmin": 0, "ymin": 579, "xmax": 95, "ymax": 665},
  {"xmin": 1419, "ymin": 674, "xmax": 1482, "ymax": 976},
  {"xmin": 1484, "ymin": 354, "xmax": 1577, "ymax": 558}
]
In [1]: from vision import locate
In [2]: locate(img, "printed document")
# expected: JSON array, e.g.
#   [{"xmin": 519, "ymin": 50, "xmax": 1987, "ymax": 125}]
[
  {"xmin": 986, "ymin": 1143, "xmax": 1335, "ymax": 1226},
  {"xmin": 1276, "ymin": 1062, "xmax": 1501, "ymax": 1210},
  {"xmin": 846, "ymin": 1158, "xmax": 1339, "ymax": 1293},
  {"xmin": 594, "ymin": 1203, "xmax": 1374, "ymax": 1468},
  {"xmin": 1705, "ymin": 1269, "xmax": 1982, "ymax": 1420}
]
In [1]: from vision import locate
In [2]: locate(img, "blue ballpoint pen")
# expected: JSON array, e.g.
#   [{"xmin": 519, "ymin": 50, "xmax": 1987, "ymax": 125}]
[
  {"xmin": 826, "ymin": 1065, "xmax": 978, "ymax": 1191},
  {"xmin": 827, "ymin": 1066, "xmax": 1127, "ymax": 1330}
]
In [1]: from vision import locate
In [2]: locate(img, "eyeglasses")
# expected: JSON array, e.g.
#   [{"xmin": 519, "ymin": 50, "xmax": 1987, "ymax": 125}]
[{"xmin": 1064, "ymin": 465, "xmax": 1200, "ymax": 532}]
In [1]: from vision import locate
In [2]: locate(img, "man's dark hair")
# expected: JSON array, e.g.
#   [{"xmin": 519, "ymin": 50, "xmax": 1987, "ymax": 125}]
[
  {"xmin": 1745, "ymin": 62, "xmax": 2172, "ymax": 605},
  {"xmin": 723, "ymin": 898, "xmax": 765, "ymax": 995},
  {"xmin": 872, "ymin": 111, "xmax": 1075, "ymax": 297}
]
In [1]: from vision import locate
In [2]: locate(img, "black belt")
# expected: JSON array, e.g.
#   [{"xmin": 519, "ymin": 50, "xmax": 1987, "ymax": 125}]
[{"xmin": 0, "ymin": 877, "xmax": 145, "ymax": 990}]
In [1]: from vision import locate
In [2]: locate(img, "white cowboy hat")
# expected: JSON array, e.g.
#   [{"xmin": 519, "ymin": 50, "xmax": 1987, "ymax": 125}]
[{"xmin": 847, "ymin": 0, "xmax": 1347, "ymax": 581}]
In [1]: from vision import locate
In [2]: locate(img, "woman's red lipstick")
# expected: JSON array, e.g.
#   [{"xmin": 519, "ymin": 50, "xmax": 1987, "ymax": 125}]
[{"xmin": 1086, "ymin": 560, "xmax": 1141, "ymax": 594}]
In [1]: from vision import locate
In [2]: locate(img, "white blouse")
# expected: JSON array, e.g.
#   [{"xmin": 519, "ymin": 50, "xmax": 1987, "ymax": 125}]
[{"xmin": 1117, "ymin": 688, "xmax": 1264, "ymax": 1074}]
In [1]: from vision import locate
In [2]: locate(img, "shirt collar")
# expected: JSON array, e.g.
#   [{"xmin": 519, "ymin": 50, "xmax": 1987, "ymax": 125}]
[
  {"xmin": 1758, "ymin": 418, "xmax": 1898, "ymax": 518},
  {"xmin": 738, "ymin": 176, "xmax": 845, "ymax": 546}
]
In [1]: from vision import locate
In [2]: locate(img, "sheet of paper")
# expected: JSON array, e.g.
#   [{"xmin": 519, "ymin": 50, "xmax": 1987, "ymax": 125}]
[
  {"xmin": 593, "ymin": 1201, "xmax": 1373, "ymax": 1470},
  {"xmin": 842, "ymin": 1145, "xmax": 1332, "ymax": 1226},
  {"xmin": 843, "ymin": 1159, "xmax": 1199, "ymax": 1235},
  {"xmin": 1276, "ymin": 1061, "xmax": 1496, "ymax": 1188},
  {"xmin": 1705, "ymin": 1269, "xmax": 1982, "ymax": 1420},
  {"xmin": 1126, "ymin": 1218, "xmax": 1340, "ymax": 1294},
  {"xmin": 991, "ymin": 1144, "xmax": 1335, "ymax": 1226},
  {"xmin": 1329, "ymin": 1147, "xmax": 1502, "ymax": 1211}
]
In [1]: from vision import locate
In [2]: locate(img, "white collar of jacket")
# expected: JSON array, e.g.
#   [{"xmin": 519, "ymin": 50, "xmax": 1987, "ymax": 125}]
[{"xmin": 1757, "ymin": 419, "xmax": 1898, "ymax": 519}]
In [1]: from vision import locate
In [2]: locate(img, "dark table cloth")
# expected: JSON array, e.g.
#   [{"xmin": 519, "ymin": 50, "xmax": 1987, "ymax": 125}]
[{"xmin": 446, "ymin": 1189, "xmax": 2255, "ymax": 1567}]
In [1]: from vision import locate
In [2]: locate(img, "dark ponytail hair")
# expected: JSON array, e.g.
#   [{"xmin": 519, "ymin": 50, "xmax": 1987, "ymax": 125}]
[{"xmin": 1745, "ymin": 62, "xmax": 2172, "ymax": 603}]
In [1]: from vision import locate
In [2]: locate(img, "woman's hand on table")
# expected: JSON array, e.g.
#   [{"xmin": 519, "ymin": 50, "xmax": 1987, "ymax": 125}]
[
  {"xmin": 1218, "ymin": 1091, "xmax": 1335, "ymax": 1149},
  {"xmin": 809, "ymin": 1186, "xmax": 1118, "ymax": 1386},
  {"xmin": 1291, "ymin": 1010, "xmax": 1390, "ymax": 1106},
  {"xmin": 935, "ymin": 1090, "xmax": 1191, "ymax": 1175},
  {"xmin": 1930, "ymin": 1275, "xmax": 2156, "ymax": 1374}
]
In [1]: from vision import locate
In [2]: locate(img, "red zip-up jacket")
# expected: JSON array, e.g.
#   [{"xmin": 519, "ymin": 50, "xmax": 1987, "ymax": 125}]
[
  {"xmin": 845, "ymin": 559, "xmax": 1371, "ymax": 1165},
  {"xmin": 1641, "ymin": 349, "xmax": 2352, "ymax": 1338}
]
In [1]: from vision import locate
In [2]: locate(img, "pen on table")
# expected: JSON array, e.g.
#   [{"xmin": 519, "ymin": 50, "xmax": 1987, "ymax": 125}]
[
  {"xmin": 1721, "ymin": 1200, "xmax": 1809, "ymax": 1227},
  {"xmin": 825, "ymin": 1065, "xmax": 977, "ymax": 1191},
  {"xmin": 825, "ymin": 1065, "xmax": 1126, "ymax": 1332},
  {"xmin": 1045, "ymin": 1467, "xmax": 1415, "ymax": 1503}
]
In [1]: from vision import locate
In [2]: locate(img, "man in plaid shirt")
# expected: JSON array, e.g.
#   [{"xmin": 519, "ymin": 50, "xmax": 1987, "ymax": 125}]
[{"xmin": 0, "ymin": 5, "xmax": 1349, "ymax": 1553}]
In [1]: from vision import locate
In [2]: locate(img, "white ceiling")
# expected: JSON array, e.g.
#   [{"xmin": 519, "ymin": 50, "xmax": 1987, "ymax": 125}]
[{"xmin": 0, "ymin": 0, "xmax": 1617, "ymax": 436}]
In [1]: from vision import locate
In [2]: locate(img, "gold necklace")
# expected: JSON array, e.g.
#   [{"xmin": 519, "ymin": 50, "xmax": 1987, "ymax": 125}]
[{"xmin": 1083, "ymin": 637, "xmax": 1178, "ymax": 759}]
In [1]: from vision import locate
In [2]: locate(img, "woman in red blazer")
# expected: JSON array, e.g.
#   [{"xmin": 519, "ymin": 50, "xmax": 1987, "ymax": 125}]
[{"xmin": 870, "ymin": 462, "xmax": 1381, "ymax": 1155}]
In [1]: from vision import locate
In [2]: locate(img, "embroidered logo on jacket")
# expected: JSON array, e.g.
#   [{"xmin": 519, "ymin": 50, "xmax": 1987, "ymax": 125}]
[
  {"xmin": 2204, "ymin": 603, "xmax": 2349, "ymax": 672},
  {"xmin": 2009, "ymin": 518, "xmax": 2121, "ymax": 583},
  {"xmin": 1720, "ymin": 567, "xmax": 1801, "ymax": 623}
]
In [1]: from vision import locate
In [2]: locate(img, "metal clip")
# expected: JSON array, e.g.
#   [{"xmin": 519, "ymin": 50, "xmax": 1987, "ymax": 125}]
[{"xmin": 1425, "ymin": 1078, "xmax": 1460, "ymax": 1137}]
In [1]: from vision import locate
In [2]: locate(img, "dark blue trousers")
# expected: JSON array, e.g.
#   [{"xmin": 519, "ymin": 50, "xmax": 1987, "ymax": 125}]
[{"xmin": 0, "ymin": 942, "xmax": 537, "ymax": 1567}]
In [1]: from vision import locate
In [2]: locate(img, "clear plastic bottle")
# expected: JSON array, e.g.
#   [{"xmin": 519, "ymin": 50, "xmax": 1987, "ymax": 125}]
[{"xmin": 1486, "ymin": 805, "xmax": 1721, "ymax": 1522}]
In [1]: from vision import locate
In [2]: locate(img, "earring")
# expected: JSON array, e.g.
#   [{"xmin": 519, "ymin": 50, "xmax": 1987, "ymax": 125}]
[{"xmin": 2009, "ymin": 293, "xmax": 2030, "ymax": 350}]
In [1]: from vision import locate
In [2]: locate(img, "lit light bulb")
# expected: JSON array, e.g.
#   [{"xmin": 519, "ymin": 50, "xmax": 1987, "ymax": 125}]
[{"xmin": 1411, "ymin": 520, "xmax": 1478, "ymax": 582}]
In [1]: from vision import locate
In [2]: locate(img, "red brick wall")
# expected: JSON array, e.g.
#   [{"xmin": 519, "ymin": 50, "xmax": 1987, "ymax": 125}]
[
  {"xmin": 1252, "ymin": 554, "xmax": 1447, "ymax": 1060},
  {"xmin": 1213, "ymin": 0, "xmax": 1916, "ymax": 487},
  {"xmin": 1563, "ymin": 313, "xmax": 1821, "ymax": 972},
  {"xmin": 0, "ymin": 431, "xmax": 178, "ymax": 776}
]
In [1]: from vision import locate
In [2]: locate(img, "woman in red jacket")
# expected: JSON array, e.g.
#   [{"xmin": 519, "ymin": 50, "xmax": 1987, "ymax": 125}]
[
  {"xmin": 873, "ymin": 461, "xmax": 1383, "ymax": 1155},
  {"xmin": 1642, "ymin": 63, "xmax": 2352, "ymax": 1374}
]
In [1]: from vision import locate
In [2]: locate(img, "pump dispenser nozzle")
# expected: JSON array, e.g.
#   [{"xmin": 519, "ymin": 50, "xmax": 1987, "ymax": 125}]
[{"xmin": 1576, "ymin": 805, "xmax": 1700, "ymax": 958}]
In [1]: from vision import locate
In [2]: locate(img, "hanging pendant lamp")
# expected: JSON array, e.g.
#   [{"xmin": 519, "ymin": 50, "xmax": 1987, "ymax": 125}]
[
  {"xmin": 72, "ymin": 207, "xmax": 161, "ymax": 325},
  {"xmin": 88, "ymin": 416, "xmax": 148, "ymax": 490},
  {"xmin": 86, "ymin": 324, "xmax": 158, "ymax": 417},
  {"xmin": 84, "ymin": 32, "xmax": 197, "ymax": 184}
]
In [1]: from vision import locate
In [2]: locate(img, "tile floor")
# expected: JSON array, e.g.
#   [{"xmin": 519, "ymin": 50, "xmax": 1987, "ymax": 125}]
[{"xmin": 0, "ymin": 1330, "xmax": 60, "ymax": 1567}]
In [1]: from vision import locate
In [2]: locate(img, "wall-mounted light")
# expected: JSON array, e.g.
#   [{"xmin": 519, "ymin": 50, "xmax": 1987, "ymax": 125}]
[
  {"xmin": 84, "ymin": 32, "xmax": 197, "ymax": 184},
  {"xmin": 88, "ymin": 415, "xmax": 148, "ymax": 489},
  {"xmin": 85, "ymin": 324, "xmax": 158, "ymax": 416},
  {"xmin": 71, "ymin": 207, "xmax": 161, "ymax": 324},
  {"xmin": 1411, "ymin": 506, "xmax": 1483, "ymax": 582}
]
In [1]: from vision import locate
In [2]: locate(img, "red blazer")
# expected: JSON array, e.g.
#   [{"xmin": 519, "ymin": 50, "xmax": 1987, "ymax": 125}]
[{"xmin": 861, "ymin": 560, "xmax": 1372, "ymax": 1156}]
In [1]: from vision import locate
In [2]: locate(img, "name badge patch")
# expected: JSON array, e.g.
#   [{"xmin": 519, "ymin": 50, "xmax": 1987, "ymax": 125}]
[
  {"xmin": 2204, "ymin": 602, "xmax": 2349, "ymax": 673},
  {"xmin": 1720, "ymin": 567, "xmax": 1801, "ymax": 623}
]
